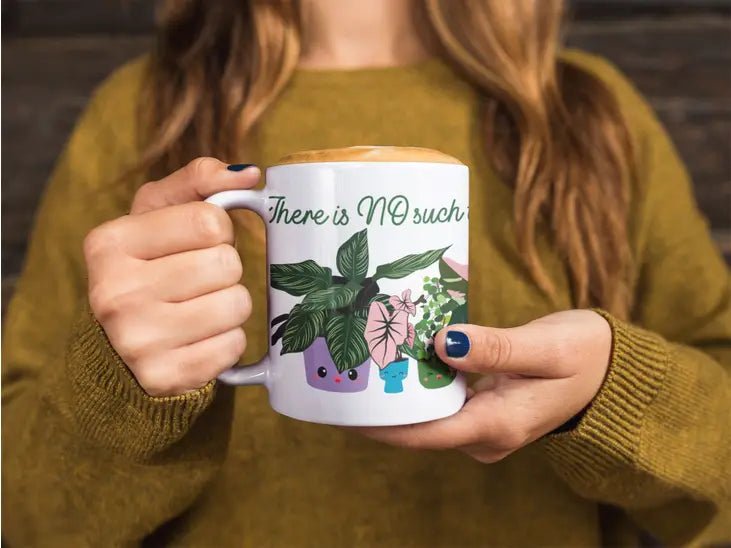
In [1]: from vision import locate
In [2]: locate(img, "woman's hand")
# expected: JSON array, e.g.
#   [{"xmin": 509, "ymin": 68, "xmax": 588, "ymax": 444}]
[
  {"xmin": 84, "ymin": 158, "xmax": 259, "ymax": 396},
  {"xmin": 356, "ymin": 310, "xmax": 612, "ymax": 463}
]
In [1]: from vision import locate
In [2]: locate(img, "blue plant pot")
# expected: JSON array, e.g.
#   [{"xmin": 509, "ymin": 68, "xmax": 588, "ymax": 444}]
[{"xmin": 379, "ymin": 358, "xmax": 409, "ymax": 394}]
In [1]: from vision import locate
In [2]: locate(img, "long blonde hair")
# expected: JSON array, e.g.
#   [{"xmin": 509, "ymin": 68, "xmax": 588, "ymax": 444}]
[{"xmin": 141, "ymin": 0, "xmax": 634, "ymax": 318}]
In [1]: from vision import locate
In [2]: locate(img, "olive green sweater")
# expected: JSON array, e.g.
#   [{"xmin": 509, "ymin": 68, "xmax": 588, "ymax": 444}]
[{"xmin": 3, "ymin": 51, "xmax": 730, "ymax": 547}]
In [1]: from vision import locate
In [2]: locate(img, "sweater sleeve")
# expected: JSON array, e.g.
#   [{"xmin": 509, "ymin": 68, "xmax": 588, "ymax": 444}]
[
  {"xmin": 1, "ymin": 59, "xmax": 234, "ymax": 546},
  {"xmin": 545, "ymin": 52, "xmax": 731, "ymax": 545}
]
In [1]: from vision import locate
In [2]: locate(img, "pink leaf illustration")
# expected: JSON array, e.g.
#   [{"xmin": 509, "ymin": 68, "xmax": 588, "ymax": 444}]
[
  {"xmin": 447, "ymin": 289, "xmax": 465, "ymax": 299},
  {"xmin": 401, "ymin": 289, "xmax": 417, "ymax": 316},
  {"xmin": 365, "ymin": 302, "xmax": 408, "ymax": 368},
  {"xmin": 406, "ymin": 323, "xmax": 415, "ymax": 348},
  {"xmin": 443, "ymin": 257, "xmax": 469, "ymax": 281},
  {"xmin": 388, "ymin": 288, "xmax": 417, "ymax": 316}
]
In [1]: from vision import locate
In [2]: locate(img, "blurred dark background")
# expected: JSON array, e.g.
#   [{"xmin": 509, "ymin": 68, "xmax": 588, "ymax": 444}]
[{"xmin": 2, "ymin": 0, "xmax": 730, "ymax": 311}]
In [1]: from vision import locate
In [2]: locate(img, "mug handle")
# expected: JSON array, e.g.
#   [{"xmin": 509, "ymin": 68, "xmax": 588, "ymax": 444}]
[{"xmin": 205, "ymin": 189, "xmax": 271, "ymax": 386}]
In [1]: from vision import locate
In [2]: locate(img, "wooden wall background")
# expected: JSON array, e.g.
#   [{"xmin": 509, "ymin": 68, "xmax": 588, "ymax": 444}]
[{"xmin": 2, "ymin": 1, "xmax": 730, "ymax": 310}]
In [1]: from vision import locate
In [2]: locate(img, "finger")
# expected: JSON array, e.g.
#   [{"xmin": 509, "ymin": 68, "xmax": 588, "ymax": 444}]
[
  {"xmin": 356, "ymin": 387, "xmax": 537, "ymax": 452},
  {"xmin": 140, "ymin": 284, "xmax": 251, "ymax": 351},
  {"xmin": 462, "ymin": 376, "xmax": 586, "ymax": 443},
  {"xmin": 149, "ymin": 244, "xmax": 243, "ymax": 302},
  {"xmin": 470, "ymin": 374, "xmax": 499, "ymax": 393},
  {"xmin": 357, "ymin": 372, "xmax": 587, "ymax": 453},
  {"xmin": 354, "ymin": 394, "xmax": 492, "ymax": 450},
  {"xmin": 459, "ymin": 444, "xmax": 512, "ymax": 465},
  {"xmin": 116, "ymin": 202, "xmax": 235, "ymax": 259},
  {"xmin": 168, "ymin": 284, "xmax": 252, "ymax": 347},
  {"xmin": 136, "ymin": 327, "xmax": 246, "ymax": 396},
  {"xmin": 434, "ymin": 322, "xmax": 570, "ymax": 377},
  {"xmin": 131, "ymin": 158, "xmax": 260, "ymax": 214}
]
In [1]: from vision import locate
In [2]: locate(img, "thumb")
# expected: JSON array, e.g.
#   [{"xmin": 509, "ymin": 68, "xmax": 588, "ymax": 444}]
[
  {"xmin": 433, "ymin": 321, "xmax": 568, "ymax": 378},
  {"xmin": 131, "ymin": 157, "xmax": 261, "ymax": 214}
]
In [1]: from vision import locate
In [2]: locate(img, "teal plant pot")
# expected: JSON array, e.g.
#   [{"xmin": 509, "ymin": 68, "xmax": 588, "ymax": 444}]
[{"xmin": 379, "ymin": 358, "xmax": 409, "ymax": 393}]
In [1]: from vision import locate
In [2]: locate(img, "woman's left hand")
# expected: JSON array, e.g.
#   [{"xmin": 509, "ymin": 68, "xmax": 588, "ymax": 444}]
[{"xmin": 355, "ymin": 310, "xmax": 612, "ymax": 463}]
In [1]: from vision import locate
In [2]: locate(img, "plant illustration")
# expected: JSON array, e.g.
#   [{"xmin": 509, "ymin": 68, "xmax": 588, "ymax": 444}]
[
  {"xmin": 400, "ymin": 257, "xmax": 468, "ymax": 363},
  {"xmin": 364, "ymin": 293, "xmax": 416, "ymax": 369},
  {"xmin": 270, "ymin": 228, "xmax": 449, "ymax": 373},
  {"xmin": 364, "ymin": 291, "xmax": 420, "ymax": 395},
  {"xmin": 363, "ymin": 257, "xmax": 468, "ymax": 394},
  {"xmin": 394, "ymin": 257, "xmax": 468, "ymax": 390}
]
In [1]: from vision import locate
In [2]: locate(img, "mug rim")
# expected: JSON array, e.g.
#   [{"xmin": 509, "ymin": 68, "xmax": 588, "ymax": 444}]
[{"xmin": 274, "ymin": 146, "xmax": 464, "ymax": 167}]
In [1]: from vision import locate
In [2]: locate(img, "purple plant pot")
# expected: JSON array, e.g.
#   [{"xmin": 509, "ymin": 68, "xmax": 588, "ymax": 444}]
[{"xmin": 303, "ymin": 337, "xmax": 371, "ymax": 393}]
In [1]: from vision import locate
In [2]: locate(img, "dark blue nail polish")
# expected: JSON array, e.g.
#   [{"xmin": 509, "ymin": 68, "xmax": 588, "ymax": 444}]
[
  {"xmin": 227, "ymin": 163, "xmax": 256, "ymax": 172},
  {"xmin": 446, "ymin": 331, "xmax": 470, "ymax": 358}
]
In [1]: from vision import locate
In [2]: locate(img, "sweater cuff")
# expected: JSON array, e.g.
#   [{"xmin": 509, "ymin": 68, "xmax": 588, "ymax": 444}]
[
  {"xmin": 63, "ymin": 306, "xmax": 216, "ymax": 459},
  {"xmin": 544, "ymin": 310, "xmax": 670, "ymax": 488}
]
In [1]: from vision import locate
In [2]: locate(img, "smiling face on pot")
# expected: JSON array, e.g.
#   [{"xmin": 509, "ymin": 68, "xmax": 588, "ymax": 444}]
[{"xmin": 303, "ymin": 337, "xmax": 371, "ymax": 393}]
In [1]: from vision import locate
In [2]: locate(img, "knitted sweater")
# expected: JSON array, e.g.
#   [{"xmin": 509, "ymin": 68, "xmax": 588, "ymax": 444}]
[{"xmin": 3, "ymin": 51, "xmax": 730, "ymax": 547}]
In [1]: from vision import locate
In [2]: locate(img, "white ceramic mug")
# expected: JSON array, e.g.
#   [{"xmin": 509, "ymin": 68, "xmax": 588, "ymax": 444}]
[{"xmin": 206, "ymin": 146, "xmax": 469, "ymax": 426}]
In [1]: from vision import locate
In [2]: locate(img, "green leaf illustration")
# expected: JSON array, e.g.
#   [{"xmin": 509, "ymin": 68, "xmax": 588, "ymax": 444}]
[
  {"xmin": 271, "ymin": 321, "xmax": 287, "ymax": 346},
  {"xmin": 336, "ymin": 229, "xmax": 369, "ymax": 282},
  {"xmin": 439, "ymin": 258, "xmax": 468, "ymax": 293},
  {"xmin": 354, "ymin": 293, "xmax": 391, "ymax": 318},
  {"xmin": 271, "ymin": 313, "xmax": 289, "ymax": 327},
  {"xmin": 440, "ymin": 300, "xmax": 460, "ymax": 314},
  {"xmin": 325, "ymin": 314, "xmax": 369, "ymax": 372},
  {"xmin": 280, "ymin": 305, "xmax": 326, "ymax": 354},
  {"xmin": 373, "ymin": 246, "xmax": 450, "ymax": 280},
  {"xmin": 403, "ymin": 338, "xmax": 428, "ymax": 361},
  {"xmin": 271, "ymin": 260, "xmax": 332, "ymax": 296},
  {"xmin": 450, "ymin": 302, "xmax": 468, "ymax": 325},
  {"xmin": 371, "ymin": 293, "xmax": 391, "ymax": 306},
  {"xmin": 301, "ymin": 285, "xmax": 358, "ymax": 311},
  {"xmin": 401, "ymin": 343, "xmax": 418, "ymax": 360}
]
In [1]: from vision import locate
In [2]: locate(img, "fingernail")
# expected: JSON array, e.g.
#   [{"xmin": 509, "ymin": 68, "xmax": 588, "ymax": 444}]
[
  {"xmin": 227, "ymin": 163, "xmax": 256, "ymax": 172},
  {"xmin": 446, "ymin": 331, "xmax": 470, "ymax": 358}
]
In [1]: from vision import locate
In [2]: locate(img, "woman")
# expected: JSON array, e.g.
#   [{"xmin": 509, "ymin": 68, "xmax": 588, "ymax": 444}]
[{"xmin": 3, "ymin": 0, "xmax": 729, "ymax": 545}]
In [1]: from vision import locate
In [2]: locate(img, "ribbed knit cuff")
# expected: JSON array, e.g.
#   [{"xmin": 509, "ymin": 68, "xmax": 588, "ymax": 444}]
[
  {"xmin": 64, "ymin": 306, "xmax": 216, "ymax": 459},
  {"xmin": 544, "ymin": 310, "xmax": 670, "ymax": 488}
]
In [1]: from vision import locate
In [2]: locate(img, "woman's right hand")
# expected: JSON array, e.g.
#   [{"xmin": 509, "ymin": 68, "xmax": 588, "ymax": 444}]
[{"xmin": 84, "ymin": 158, "xmax": 260, "ymax": 396}]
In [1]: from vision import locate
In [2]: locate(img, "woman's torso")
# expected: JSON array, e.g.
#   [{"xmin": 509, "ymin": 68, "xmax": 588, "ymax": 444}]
[
  {"xmin": 24, "ymin": 54, "xmax": 643, "ymax": 546},
  {"xmin": 172, "ymin": 58, "xmax": 628, "ymax": 547}
]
